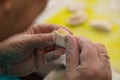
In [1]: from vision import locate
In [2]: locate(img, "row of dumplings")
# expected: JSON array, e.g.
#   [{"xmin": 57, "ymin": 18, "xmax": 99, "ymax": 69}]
[{"xmin": 67, "ymin": 2, "xmax": 112, "ymax": 32}]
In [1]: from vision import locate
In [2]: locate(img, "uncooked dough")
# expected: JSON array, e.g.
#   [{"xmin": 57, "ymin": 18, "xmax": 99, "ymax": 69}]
[
  {"xmin": 68, "ymin": 2, "xmax": 86, "ymax": 12},
  {"xmin": 90, "ymin": 20, "xmax": 112, "ymax": 32},
  {"xmin": 43, "ymin": 69, "xmax": 65, "ymax": 80},
  {"xmin": 53, "ymin": 28, "xmax": 69, "ymax": 48},
  {"xmin": 68, "ymin": 11, "xmax": 87, "ymax": 26}
]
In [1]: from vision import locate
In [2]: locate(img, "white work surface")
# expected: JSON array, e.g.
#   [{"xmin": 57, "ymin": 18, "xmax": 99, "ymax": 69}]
[{"xmin": 35, "ymin": 0, "xmax": 120, "ymax": 80}]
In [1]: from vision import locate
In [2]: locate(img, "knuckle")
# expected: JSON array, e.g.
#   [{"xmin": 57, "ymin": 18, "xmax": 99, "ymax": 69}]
[
  {"xmin": 96, "ymin": 43, "xmax": 106, "ymax": 49},
  {"xmin": 87, "ymin": 66, "xmax": 111, "ymax": 80},
  {"xmin": 87, "ymin": 68, "xmax": 100, "ymax": 78},
  {"xmin": 84, "ymin": 44, "xmax": 96, "ymax": 53},
  {"xmin": 78, "ymin": 64, "xmax": 101, "ymax": 78},
  {"xmin": 95, "ymin": 43, "xmax": 108, "ymax": 55},
  {"xmin": 80, "ymin": 65, "xmax": 101, "ymax": 78}
]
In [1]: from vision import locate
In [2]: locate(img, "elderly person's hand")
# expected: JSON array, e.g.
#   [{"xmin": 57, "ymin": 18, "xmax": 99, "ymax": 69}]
[
  {"xmin": 65, "ymin": 35, "xmax": 112, "ymax": 80},
  {"xmin": 0, "ymin": 24, "xmax": 72, "ymax": 76}
]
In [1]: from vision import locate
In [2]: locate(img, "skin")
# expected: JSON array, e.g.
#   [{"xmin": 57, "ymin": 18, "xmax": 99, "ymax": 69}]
[
  {"xmin": 0, "ymin": 0, "xmax": 48, "ymax": 75},
  {"xmin": 0, "ymin": 0, "xmax": 112, "ymax": 79},
  {"xmin": 0, "ymin": 0, "xmax": 73, "ymax": 77},
  {"xmin": 65, "ymin": 35, "xmax": 112, "ymax": 80},
  {"xmin": 0, "ymin": 24, "xmax": 72, "ymax": 76},
  {"xmin": 0, "ymin": 0, "xmax": 48, "ymax": 41}
]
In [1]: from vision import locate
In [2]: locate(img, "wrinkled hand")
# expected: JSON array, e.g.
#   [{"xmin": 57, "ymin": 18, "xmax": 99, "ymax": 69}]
[
  {"xmin": 0, "ymin": 24, "xmax": 72, "ymax": 76},
  {"xmin": 65, "ymin": 35, "xmax": 112, "ymax": 80}
]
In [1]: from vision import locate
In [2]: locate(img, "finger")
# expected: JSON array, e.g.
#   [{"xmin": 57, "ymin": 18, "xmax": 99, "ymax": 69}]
[
  {"xmin": 78, "ymin": 37, "xmax": 99, "ymax": 64},
  {"xmin": 65, "ymin": 35, "xmax": 79, "ymax": 70},
  {"xmin": 28, "ymin": 33, "xmax": 55, "ymax": 48},
  {"xmin": 2, "ymin": 55, "xmax": 38, "ymax": 77},
  {"xmin": 95, "ymin": 43, "xmax": 112, "ymax": 80},
  {"xmin": 34, "ymin": 47, "xmax": 65, "ymax": 70},
  {"xmin": 95, "ymin": 43, "xmax": 110, "ymax": 64},
  {"xmin": 42, "ymin": 47, "xmax": 65, "ymax": 64},
  {"xmin": 34, "ymin": 47, "xmax": 65, "ymax": 68},
  {"xmin": 45, "ymin": 45, "xmax": 55, "ymax": 52},
  {"xmin": 29, "ymin": 24, "xmax": 73, "ymax": 34}
]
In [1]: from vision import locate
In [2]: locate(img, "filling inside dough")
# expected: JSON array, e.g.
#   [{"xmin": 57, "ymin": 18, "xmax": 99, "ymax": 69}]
[{"xmin": 53, "ymin": 28, "xmax": 69, "ymax": 48}]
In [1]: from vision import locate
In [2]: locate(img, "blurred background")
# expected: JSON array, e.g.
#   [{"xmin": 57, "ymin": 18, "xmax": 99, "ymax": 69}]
[{"xmin": 35, "ymin": 0, "xmax": 120, "ymax": 80}]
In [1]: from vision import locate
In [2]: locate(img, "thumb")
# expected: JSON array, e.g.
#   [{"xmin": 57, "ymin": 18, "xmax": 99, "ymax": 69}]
[
  {"xmin": 27, "ymin": 33, "xmax": 55, "ymax": 48},
  {"xmin": 65, "ymin": 35, "xmax": 79, "ymax": 70}
]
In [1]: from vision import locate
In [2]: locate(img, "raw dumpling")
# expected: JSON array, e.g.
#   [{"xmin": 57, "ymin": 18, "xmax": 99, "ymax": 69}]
[
  {"xmin": 90, "ymin": 20, "xmax": 112, "ymax": 32},
  {"xmin": 68, "ymin": 2, "xmax": 86, "ymax": 12},
  {"xmin": 53, "ymin": 28, "xmax": 69, "ymax": 48},
  {"xmin": 68, "ymin": 11, "xmax": 87, "ymax": 26}
]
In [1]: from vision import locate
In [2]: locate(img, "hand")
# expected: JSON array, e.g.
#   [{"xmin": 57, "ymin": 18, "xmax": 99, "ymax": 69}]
[
  {"xmin": 0, "ymin": 24, "xmax": 72, "ymax": 76},
  {"xmin": 65, "ymin": 35, "xmax": 112, "ymax": 80}
]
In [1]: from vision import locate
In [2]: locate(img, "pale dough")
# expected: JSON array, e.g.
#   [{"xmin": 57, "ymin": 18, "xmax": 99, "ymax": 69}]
[
  {"xmin": 90, "ymin": 20, "xmax": 112, "ymax": 32},
  {"xmin": 53, "ymin": 28, "xmax": 69, "ymax": 48},
  {"xmin": 68, "ymin": 11, "xmax": 87, "ymax": 26},
  {"xmin": 68, "ymin": 2, "xmax": 86, "ymax": 12}
]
